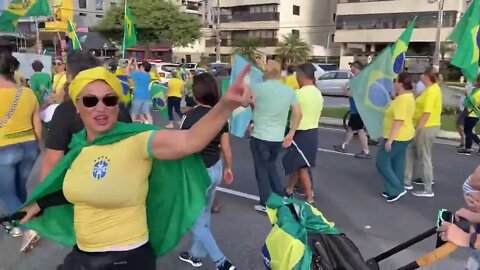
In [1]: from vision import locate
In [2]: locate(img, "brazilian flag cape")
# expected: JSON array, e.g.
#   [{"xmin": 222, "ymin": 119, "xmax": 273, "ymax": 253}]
[
  {"xmin": 465, "ymin": 88, "xmax": 480, "ymax": 118},
  {"xmin": 23, "ymin": 122, "xmax": 211, "ymax": 256},
  {"xmin": 263, "ymin": 194, "xmax": 339, "ymax": 270}
]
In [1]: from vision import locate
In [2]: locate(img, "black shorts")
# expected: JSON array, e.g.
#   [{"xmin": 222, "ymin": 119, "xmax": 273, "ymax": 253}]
[
  {"xmin": 185, "ymin": 96, "xmax": 196, "ymax": 107},
  {"xmin": 348, "ymin": 113, "xmax": 364, "ymax": 131},
  {"xmin": 282, "ymin": 128, "xmax": 318, "ymax": 175}
]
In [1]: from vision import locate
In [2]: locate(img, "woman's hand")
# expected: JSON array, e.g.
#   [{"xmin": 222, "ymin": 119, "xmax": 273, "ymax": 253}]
[
  {"xmin": 222, "ymin": 65, "xmax": 254, "ymax": 110},
  {"xmin": 19, "ymin": 203, "xmax": 41, "ymax": 224},
  {"xmin": 223, "ymin": 168, "xmax": 233, "ymax": 184},
  {"xmin": 438, "ymin": 222, "xmax": 470, "ymax": 248},
  {"xmin": 385, "ymin": 140, "xmax": 393, "ymax": 152}
]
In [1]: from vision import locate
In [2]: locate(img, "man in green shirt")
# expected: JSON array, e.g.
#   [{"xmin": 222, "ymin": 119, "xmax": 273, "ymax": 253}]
[{"xmin": 29, "ymin": 60, "xmax": 52, "ymax": 105}]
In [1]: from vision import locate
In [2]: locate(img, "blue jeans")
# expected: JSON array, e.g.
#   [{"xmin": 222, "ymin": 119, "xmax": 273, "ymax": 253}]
[
  {"xmin": 250, "ymin": 137, "xmax": 283, "ymax": 206},
  {"xmin": 0, "ymin": 141, "xmax": 39, "ymax": 214},
  {"xmin": 189, "ymin": 160, "xmax": 225, "ymax": 265},
  {"xmin": 376, "ymin": 140, "xmax": 411, "ymax": 197}
]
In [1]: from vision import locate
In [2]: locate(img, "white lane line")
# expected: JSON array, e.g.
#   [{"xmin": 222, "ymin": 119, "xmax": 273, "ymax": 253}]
[
  {"xmin": 216, "ymin": 187, "xmax": 260, "ymax": 201},
  {"xmin": 317, "ymin": 147, "xmax": 355, "ymax": 156},
  {"xmin": 318, "ymin": 126, "xmax": 345, "ymax": 132}
]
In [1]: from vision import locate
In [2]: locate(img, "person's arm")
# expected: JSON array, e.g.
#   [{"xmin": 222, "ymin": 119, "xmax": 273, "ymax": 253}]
[
  {"xmin": 220, "ymin": 132, "xmax": 233, "ymax": 184},
  {"xmin": 385, "ymin": 120, "xmax": 403, "ymax": 151},
  {"xmin": 32, "ymin": 102, "xmax": 42, "ymax": 141},
  {"xmin": 343, "ymin": 84, "xmax": 352, "ymax": 97},
  {"xmin": 284, "ymin": 103, "xmax": 302, "ymax": 148},
  {"xmin": 416, "ymin": 90, "xmax": 434, "ymax": 130},
  {"xmin": 416, "ymin": 113, "xmax": 431, "ymax": 130},
  {"xmin": 150, "ymin": 65, "xmax": 253, "ymax": 160},
  {"xmin": 20, "ymin": 190, "xmax": 70, "ymax": 224},
  {"xmin": 39, "ymin": 149, "xmax": 64, "ymax": 182}
]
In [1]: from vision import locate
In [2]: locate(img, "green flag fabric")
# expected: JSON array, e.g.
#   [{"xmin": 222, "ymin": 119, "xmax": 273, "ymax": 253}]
[
  {"xmin": 67, "ymin": 20, "xmax": 82, "ymax": 51},
  {"xmin": 25, "ymin": 122, "xmax": 211, "ymax": 256},
  {"xmin": 449, "ymin": 0, "xmax": 480, "ymax": 82},
  {"xmin": 349, "ymin": 47, "xmax": 395, "ymax": 140},
  {"xmin": 123, "ymin": 1, "xmax": 138, "ymax": 55},
  {"xmin": 391, "ymin": 19, "xmax": 416, "ymax": 74},
  {"xmin": 150, "ymin": 81, "xmax": 169, "ymax": 121},
  {"xmin": 465, "ymin": 88, "xmax": 480, "ymax": 117},
  {"xmin": 0, "ymin": 0, "xmax": 51, "ymax": 32}
]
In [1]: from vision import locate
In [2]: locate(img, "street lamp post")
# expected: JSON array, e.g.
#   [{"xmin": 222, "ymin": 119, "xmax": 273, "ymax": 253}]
[{"xmin": 429, "ymin": 0, "xmax": 445, "ymax": 73}]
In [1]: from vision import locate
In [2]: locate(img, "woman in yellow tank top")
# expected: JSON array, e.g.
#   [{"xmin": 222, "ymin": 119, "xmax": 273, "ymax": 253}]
[
  {"xmin": 18, "ymin": 54, "xmax": 254, "ymax": 270},
  {"xmin": 0, "ymin": 55, "xmax": 42, "ymax": 252}
]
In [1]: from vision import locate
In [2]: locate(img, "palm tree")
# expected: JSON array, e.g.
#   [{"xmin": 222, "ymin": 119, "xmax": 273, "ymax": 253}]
[
  {"xmin": 276, "ymin": 34, "xmax": 310, "ymax": 67},
  {"xmin": 234, "ymin": 37, "xmax": 262, "ymax": 63}
]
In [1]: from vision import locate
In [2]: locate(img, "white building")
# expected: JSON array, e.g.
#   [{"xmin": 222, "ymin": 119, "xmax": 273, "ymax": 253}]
[
  {"xmin": 334, "ymin": 0, "xmax": 470, "ymax": 68},
  {"xmin": 74, "ymin": 0, "xmax": 118, "ymax": 28},
  {"xmin": 202, "ymin": 0, "xmax": 339, "ymax": 61}
]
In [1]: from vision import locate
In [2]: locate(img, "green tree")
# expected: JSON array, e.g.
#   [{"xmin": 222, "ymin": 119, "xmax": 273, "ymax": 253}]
[
  {"xmin": 94, "ymin": 0, "xmax": 202, "ymax": 47},
  {"xmin": 276, "ymin": 34, "xmax": 310, "ymax": 66},
  {"xmin": 234, "ymin": 37, "xmax": 262, "ymax": 63}
]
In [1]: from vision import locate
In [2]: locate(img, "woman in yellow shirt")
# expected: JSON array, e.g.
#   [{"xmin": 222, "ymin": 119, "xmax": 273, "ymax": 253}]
[
  {"xmin": 405, "ymin": 67, "xmax": 442, "ymax": 198},
  {"xmin": 166, "ymin": 71, "xmax": 185, "ymax": 128},
  {"xmin": 19, "ymin": 56, "xmax": 253, "ymax": 269},
  {"xmin": 376, "ymin": 72, "xmax": 415, "ymax": 203},
  {"xmin": 0, "ymin": 55, "xmax": 42, "ymax": 252}
]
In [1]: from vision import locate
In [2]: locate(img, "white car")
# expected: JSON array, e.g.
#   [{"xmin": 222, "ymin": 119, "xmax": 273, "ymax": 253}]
[
  {"xmin": 149, "ymin": 62, "xmax": 180, "ymax": 83},
  {"xmin": 311, "ymin": 63, "xmax": 337, "ymax": 80},
  {"xmin": 316, "ymin": 70, "xmax": 354, "ymax": 96},
  {"xmin": 181, "ymin": 63, "xmax": 198, "ymax": 71}
]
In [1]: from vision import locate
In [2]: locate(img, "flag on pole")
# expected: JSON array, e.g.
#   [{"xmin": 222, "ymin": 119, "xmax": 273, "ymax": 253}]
[
  {"xmin": 349, "ymin": 48, "xmax": 396, "ymax": 140},
  {"xmin": 150, "ymin": 82, "xmax": 169, "ymax": 120},
  {"xmin": 391, "ymin": 18, "xmax": 416, "ymax": 74},
  {"xmin": 448, "ymin": 0, "xmax": 480, "ymax": 82},
  {"xmin": 123, "ymin": 1, "xmax": 138, "ymax": 57},
  {"xmin": 67, "ymin": 20, "xmax": 82, "ymax": 51},
  {"xmin": 0, "ymin": 0, "xmax": 52, "ymax": 32}
]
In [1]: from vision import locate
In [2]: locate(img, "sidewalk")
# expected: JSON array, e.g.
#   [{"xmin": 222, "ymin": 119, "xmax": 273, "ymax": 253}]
[{"xmin": 320, "ymin": 117, "xmax": 461, "ymax": 141}]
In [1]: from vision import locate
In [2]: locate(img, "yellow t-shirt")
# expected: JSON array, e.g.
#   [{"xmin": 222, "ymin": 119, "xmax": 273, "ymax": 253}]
[
  {"xmin": 0, "ymin": 87, "xmax": 38, "ymax": 147},
  {"xmin": 413, "ymin": 83, "xmax": 442, "ymax": 127},
  {"xmin": 383, "ymin": 92, "xmax": 416, "ymax": 141},
  {"xmin": 283, "ymin": 75, "xmax": 299, "ymax": 90},
  {"xmin": 468, "ymin": 89, "xmax": 480, "ymax": 118},
  {"xmin": 168, "ymin": 78, "xmax": 184, "ymax": 98},
  {"xmin": 53, "ymin": 72, "xmax": 67, "ymax": 94},
  {"xmin": 297, "ymin": 85, "xmax": 324, "ymax": 130},
  {"xmin": 63, "ymin": 131, "xmax": 154, "ymax": 252}
]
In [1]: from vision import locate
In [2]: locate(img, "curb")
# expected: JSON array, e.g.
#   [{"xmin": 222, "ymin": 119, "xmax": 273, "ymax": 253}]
[{"xmin": 320, "ymin": 117, "xmax": 460, "ymax": 141}]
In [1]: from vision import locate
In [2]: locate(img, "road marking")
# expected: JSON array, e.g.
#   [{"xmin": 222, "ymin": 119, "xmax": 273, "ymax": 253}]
[
  {"xmin": 319, "ymin": 126, "xmax": 345, "ymax": 132},
  {"xmin": 317, "ymin": 148, "xmax": 355, "ymax": 156},
  {"xmin": 216, "ymin": 187, "xmax": 260, "ymax": 201}
]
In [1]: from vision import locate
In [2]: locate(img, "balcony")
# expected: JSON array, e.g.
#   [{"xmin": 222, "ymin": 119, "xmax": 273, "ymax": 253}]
[
  {"xmin": 220, "ymin": 12, "xmax": 279, "ymax": 23},
  {"xmin": 205, "ymin": 38, "xmax": 278, "ymax": 47}
]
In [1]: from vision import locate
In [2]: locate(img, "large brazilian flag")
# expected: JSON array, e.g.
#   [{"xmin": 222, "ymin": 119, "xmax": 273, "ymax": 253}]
[
  {"xmin": 150, "ymin": 81, "xmax": 169, "ymax": 121},
  {"xmin": 0, "ymin": 0, "xmax": 51, "ymax": 32},
  {"xmin": 391, "ymin": 19, "xmax": 416, "ymax": 75}
]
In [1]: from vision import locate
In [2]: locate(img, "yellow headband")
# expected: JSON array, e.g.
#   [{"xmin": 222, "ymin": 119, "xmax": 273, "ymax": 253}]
[{"xmin": 69, "ymin": 67, "xmax": 123, "ymax": 103}]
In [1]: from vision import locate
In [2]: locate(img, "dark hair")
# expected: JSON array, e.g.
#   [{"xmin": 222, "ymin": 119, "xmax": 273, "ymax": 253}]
[
  {"xmin": 193, "ymin": 73, "xmax": 220, "ymax": 107},
  {"xmin": 142, "ymin": 62, "xmax": 152, "ymax": 72},
  {"xmin": 423, "ymin": 67, "xmax": 438, "ymax": 83},
  {"xmin": 397, "ymin": 72, "xmax": 414, "ymax": 91},
  {"xmin": 287, "ymin": 65, "xmax": 295, "ymax": 75},
  {"xmin": 32, "ymin": 60, "xmax": 44, "ymax": 72},
  {"xmin": 0, "ymin": 54, "xmax": 18, "ymax": 82},
  {"xmin": 66, "ymin": 51, "xmax": 101, "ymax": 79},
  {"xmin": 296, "ymin": 63, "xmax": 316, "ymax": 81}
]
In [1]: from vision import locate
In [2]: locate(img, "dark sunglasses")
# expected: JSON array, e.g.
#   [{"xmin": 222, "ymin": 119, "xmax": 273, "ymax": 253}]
[
  {"xmin": 81, "ymin": 95, "xmax": 119, "ymax": 108},
  {"xmin": 55, "ymin": 62, "xmax": 64, "ymax": 66}
]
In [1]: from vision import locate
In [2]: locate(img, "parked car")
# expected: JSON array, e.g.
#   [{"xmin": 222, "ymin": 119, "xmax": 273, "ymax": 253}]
[
  {"xmin": 207, "ymin": 62, "xmax": 230, "ymax": 75},
  {"xmin": 315, "ymin": 70, "xmax": 353, "ymax": 96},
  {"xmin": 150, "ymin": 62, "xmax": 180, "ymax": 83},
  {"xmin": 181, "ymin": 63, "xmax": 198, "ymax": 71},
  {"xmin": 311, "ymin": 63, "xmax": 337, "ymax": 79}
]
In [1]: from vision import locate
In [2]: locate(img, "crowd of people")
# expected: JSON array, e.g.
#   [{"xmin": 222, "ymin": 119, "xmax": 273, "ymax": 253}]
[{"xmin": 3, "ymin": 49, "xmax": 480, "ymax": 269}]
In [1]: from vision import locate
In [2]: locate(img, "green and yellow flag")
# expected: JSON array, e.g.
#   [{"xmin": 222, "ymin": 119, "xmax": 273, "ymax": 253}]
[
  {"xmin": 449, "ymin": 0, "xmax": 480, "ymax": 82},
  {"xmin": 67, "ymin": 20, "xmax": 82, "ymax": 51},
  {"xmin": 0, "ymin": 0, "xmax": 52, "ymax": 32},
  {"xmin": 391, "ymin": 18, "xmax": 416, "ymax": 74},
  {"xmin": 122, "ymin": 0, "xmax": 138, "ymax": 56}
]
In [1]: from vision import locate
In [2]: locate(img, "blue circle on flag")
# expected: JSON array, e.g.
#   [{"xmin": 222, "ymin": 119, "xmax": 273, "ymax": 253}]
[
  {"xmin": 368, "ymin": 78, "xmax": 392, "ymax": 107},
  {"xmin": 393, "ymin": 53, "xmax": 405, "ymax": 74},
  {"xmin": 477, "ymin": 30, "xmax": 480, "ymax": 48},
  {"xmin": 152, "ymin": 98, "xmax": 165, "ymax": 109}
]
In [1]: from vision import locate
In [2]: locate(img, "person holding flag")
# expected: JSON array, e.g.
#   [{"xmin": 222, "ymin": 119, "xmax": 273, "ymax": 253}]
[
  {"xmin": 123, "ymin": 0, "xmax": 138, "ymax": 58},
  {"xmin": 458, "ymin": 76, "xmax": 480, "ymax": 155}
]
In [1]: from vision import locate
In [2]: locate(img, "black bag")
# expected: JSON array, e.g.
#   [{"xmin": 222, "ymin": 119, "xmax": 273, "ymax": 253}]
[{"xmin": 309, "ymin": 232, "xmax": 370, "ymax": 270}]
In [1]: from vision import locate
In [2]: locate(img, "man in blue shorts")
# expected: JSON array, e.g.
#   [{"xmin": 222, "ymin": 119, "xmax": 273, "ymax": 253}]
[{"xmin": 128, "ymin": 59, "xmax": 153, "ymax": 124}]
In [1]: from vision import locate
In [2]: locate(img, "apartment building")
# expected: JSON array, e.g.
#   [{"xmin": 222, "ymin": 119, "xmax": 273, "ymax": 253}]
[
  {"xmin": 203, "ymin": 0, "xmax": 340, "ymax": 61},
  {"xmin": 74, "ymin": 0, "xmax": 118, "ymax": 28},
  {"xmin": 334, "ymin": 0, "xmax": 470, "ymax": 67}
]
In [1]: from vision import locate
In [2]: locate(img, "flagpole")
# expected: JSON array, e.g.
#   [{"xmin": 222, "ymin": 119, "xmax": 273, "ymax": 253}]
[
  {"xmin": 122, "ymin": 0, "xmax": 127, "ymax": 59},
  {"xmin": 35, "ymin": 16, "xmax": 41, "ymax": 54}
]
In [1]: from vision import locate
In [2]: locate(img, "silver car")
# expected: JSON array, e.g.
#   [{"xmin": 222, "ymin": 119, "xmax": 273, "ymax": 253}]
[{"xmin": 316, "ymin": 70, "xmax": 354, "ymax": 96}]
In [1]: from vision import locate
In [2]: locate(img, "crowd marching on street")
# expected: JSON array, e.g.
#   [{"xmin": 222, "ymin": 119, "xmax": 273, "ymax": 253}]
[{"xmin": 4, "ymin": 26, "xmax": 480, "ymax": 270}]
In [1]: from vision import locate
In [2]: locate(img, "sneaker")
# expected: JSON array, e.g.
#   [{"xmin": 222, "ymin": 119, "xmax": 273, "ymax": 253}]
[
  {"xmin": 413, "ymin": 178, "xmax": 436, "ymax": 186},
  {"xmin": 179, "ymin": 252, "xmax": 203, "ymax": 267},
  {"xmin": 254, "ymin": 204, "xmax": 267, "ymax": 213},
  {"xmin": 412, "ymin": 190, "xmax": 435, "ymax": 198},
  {"xmin": 293, "ymin": 186, "xmax": 305, "ymax": 196},
  {"xmin": 333, "ymin": 145, "xmax": 346, "ymax": 153},
  {"xmin": 354, "ymin": 151, "xmax": 371, "ymax": 159},
  {"xmin": 9, "ymin": 227, "xmax": 23, "ymax": 238},
  {"xmin": 386, "ymin": 190, "xmax": 407, "ymax": 203},
  {"xmin": 457, "ymin": 144, "xmax": 465, "ymax": 150},
  {"xmin": 284, "ymin": 189, "xmax": 294, "ymax": 199},
  {"xmin": 20, "ymin": 230, "xmax": 40, "ymax": 253},
  {"xmin": 381, "ymin": 192, "xmax": 389, "ymax": 198},
  {"xmin": 404, "ymin": 184, "xmax": 413, "ymax": 190},
  {"xmin": 217, "ymin": 259, "xmax": 236, "ymax": 270},
  {"xmin": 165, "ymin": 123, "xmax": 174, "ymax": 129},
  {"xmin": 458, "ymin": 148, "xmax": 472, "ymax": 156}
]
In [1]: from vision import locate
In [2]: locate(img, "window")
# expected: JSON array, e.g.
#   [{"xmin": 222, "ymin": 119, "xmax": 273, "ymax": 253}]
[
  {"xmin": 291, "ymin": 29, "xmax": 300, "ymax": 38},
  {"xmin": 96, "ymin": 0, "xmax": 103, "ymax": 10},
  {"xmin": 96, "ymin": 14, "xmax": 103, "ymax": 18},
  {"xmin": 333, "ymin": 13, "xmax": 336, "ymax": 22},
  {"xmin": 78, "ymin": 0, "xmax": 86, "ymax": 9},
  {"xmin": 293, "ymin": 5, "xmax": 300, "ymax": 15},
  {"xmin": 319, "ymin": 72, "xmax": 336, "ymax": 80},
  {"xmin": 335, "ymin": 72, "xmax": 350, "ymax": 80},
  {"xmin": 330, "ymin": 34, "xmax": 335, "ymax": 42},
  {"xmin": 79, "ymin": 12, "xmax": 87, "ymax": 16}
]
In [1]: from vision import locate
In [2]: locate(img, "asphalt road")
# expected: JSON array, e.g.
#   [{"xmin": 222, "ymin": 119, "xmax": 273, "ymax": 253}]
[{"xmin": 1, "ymin": 121, "xmax": 479, "ymax": 269}]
